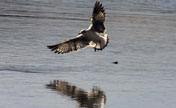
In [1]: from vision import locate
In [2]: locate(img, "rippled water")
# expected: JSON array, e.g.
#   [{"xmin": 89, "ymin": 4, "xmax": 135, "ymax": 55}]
[{"xmin": 0, "ymin": 0, "xmax": 176, "ymax": 108}]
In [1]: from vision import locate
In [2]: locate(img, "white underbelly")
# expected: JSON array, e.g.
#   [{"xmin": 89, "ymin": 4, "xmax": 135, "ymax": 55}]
[{"xmin": 85, "ymin": 30, "xmax": 108, "ymax": 49}]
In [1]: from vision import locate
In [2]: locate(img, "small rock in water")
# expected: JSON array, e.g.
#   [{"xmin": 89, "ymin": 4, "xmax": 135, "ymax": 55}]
[{"xmin": 113, "ymin": 61, "xmax": 118, "ymax": 64}]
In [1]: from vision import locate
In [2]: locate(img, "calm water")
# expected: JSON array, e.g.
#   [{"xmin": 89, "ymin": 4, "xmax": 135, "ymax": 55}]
[{"xmin": 0, "ymin": 0, "xmax": 176, "ymax": 108}]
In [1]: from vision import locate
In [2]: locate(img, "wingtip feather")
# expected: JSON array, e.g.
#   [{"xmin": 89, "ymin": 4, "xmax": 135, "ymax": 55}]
[
  {"xmin": 47, "ymin": 45, "xmax": 58, "ymax": 51},
  {"xmin": 93, "ymin": 1, "xmax": 105, "ymax": 15}
]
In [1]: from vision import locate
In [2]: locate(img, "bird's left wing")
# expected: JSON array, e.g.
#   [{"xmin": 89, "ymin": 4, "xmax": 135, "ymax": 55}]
[
  {"xmin": 47, "ymin": 35, "xmax": 89, "ymax": 54},
  {"xmin": 90, "ymin": 1, "xmax": 106, "ymax": 33}
]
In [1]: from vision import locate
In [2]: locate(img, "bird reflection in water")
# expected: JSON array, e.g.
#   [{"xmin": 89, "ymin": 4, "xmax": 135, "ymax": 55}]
[{"xmin": 46, "ymin": 80, "xmax": 106, "ymax": 108}]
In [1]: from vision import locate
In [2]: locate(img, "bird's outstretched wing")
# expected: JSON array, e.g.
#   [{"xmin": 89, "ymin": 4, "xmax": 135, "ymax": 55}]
[
  {"xmin": 47, "ymin": 35, "xmax": 89, "ymax": 54},
  {"xmin": 90, "ymin": 1, "xmax": 106, "ymax": 33}
]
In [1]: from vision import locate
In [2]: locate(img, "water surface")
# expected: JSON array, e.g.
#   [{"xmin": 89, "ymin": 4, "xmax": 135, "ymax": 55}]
[{"xmin": 0, "ymin": 0, "xmax": 176, "ymax": 108}]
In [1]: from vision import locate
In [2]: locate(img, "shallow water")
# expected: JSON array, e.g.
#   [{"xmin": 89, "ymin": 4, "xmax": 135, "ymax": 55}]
[{"xmin": 0, "ymin": 0, "xmax": 176, "ymax": 108}]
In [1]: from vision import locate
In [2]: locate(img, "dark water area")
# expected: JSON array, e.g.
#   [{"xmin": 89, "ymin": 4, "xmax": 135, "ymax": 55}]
[{"xmin": 0, "ymin": 0, "xmax": 176, "ymax": 108}]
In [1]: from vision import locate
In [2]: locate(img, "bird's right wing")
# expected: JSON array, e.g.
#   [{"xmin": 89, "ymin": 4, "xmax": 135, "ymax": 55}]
[{"xmin": 47, "ymin": 35, "xmax": 89, "ymax": 54}]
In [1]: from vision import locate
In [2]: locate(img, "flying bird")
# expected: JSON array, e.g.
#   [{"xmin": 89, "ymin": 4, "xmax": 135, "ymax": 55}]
[{"xmin": 47, "ymin": 1, "xmax": 109, "ymax": 54}]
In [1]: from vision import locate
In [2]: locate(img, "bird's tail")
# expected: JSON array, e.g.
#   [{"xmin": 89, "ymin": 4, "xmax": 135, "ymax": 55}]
[{"xmin": 47, "ymin": 44, "xmax": 58, "ymax": 51}]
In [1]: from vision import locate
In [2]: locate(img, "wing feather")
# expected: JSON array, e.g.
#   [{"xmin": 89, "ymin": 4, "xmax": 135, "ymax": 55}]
[
  {"xmin": 92, "ymin": 1, "xmax": 105, "ymax": 21},
  {"xmin": 47, "ymin": 36, "xmax": 89, "ymax": 54},
  {"xmin": 91, "ymin": 1, "xmax": 106, "ymax": 33}
]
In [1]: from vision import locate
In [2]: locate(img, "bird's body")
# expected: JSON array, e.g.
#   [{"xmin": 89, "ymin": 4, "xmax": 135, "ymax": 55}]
[
  {"xmin": 47, "ymin": 1, "xmax": 108, "ymax": 54},
  {"xmin": 79, "ymin": 28, "xmax": 108, "ymax": 51}
]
